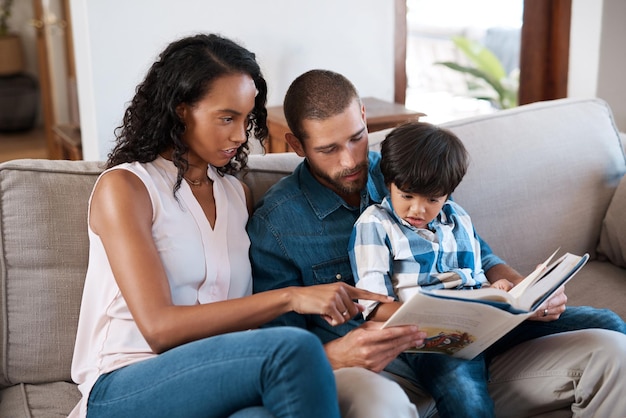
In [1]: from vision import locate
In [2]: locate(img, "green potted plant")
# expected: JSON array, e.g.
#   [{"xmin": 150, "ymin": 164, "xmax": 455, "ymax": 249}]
[
  {"xmin": 436, "ymin": 35, "xmax": 518, "ymax": 110},
  {"xmin": 0, "ymin": 0, "xmax": 25, "ymax": 76}
]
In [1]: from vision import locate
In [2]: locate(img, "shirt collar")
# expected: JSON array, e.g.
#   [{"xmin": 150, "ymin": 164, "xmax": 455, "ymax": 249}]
[{"xmin": 299, "ymin": 160, "xmax": 349, "ymax": 219}]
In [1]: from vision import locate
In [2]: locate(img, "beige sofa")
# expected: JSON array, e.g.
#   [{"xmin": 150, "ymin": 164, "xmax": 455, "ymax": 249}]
[{"xmin": 0, "ymin": 97, "xmax": 624, "ymax": 417}]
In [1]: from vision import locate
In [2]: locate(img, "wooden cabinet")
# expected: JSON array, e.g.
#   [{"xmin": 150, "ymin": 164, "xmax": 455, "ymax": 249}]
[{"xmin": 52, "ymin": 124, "xmax": 82, "ymax": 160}]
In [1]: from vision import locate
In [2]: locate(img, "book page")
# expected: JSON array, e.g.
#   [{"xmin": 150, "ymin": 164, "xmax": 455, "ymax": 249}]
[
  {"xmin": 382, "ymin": 291, "xmax": 530, "ymax": 359},
  {"xmin": 424, "ymin": 287, "xmax": 518, "ymax": 311},
  {"xmin": 517, "ymin": 253, "xmax": 589, "ymax": 311},
  {"xmin": 508, "ymin": 248, "xmax": 560, "ymax": 299}
]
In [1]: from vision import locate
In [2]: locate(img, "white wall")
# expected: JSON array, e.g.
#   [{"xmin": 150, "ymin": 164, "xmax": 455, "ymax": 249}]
[
  {"xmin": 70, "ymin": 0, "xmax": 626, "ymax": 161},
  {"xmin": 70, "ymin": 0, "xmax": 396, "ymax": 161},
  {"xmin": 569, "ymin": 0, "xmax": 626, "ymax": 133},
  {"xmin": 595, "ymin": 0, "xmax": 626, "ymax": 133},
  {"xmin": 568, "ymin": 1, "xmax": 602, "ymax": 99}
]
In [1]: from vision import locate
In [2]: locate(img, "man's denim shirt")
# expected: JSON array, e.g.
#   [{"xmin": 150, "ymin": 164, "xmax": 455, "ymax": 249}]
[{"xmin": 248, "ymin": 151, "xmax": 503, "ymax": 344}]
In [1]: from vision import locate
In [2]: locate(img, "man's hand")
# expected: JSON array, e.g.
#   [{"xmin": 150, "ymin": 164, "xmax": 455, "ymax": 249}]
[
  {"xmin": 486, "ymin": 263, "xmax": 568, "ymax": 322},
  {"xmin": 324, "ymin": 321, "xmax": 426, "ymax": 372},
  {"xmin": 529, "ymin": 285, "xmax": 567, "ymax": 322}
]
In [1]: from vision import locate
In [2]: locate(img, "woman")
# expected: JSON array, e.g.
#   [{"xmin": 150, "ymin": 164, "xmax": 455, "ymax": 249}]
[{"xmin": 70, "ymin": 33, "xmax": 390, "ymax": 418}]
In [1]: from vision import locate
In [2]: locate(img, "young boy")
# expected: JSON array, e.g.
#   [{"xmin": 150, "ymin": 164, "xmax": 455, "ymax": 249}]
[
  {"xmin": 348, "ymin": 121, "xmax": 512, "ymax": 417},
  {"xmin": 349, "ymin": 121, "xmax": 513, "ymax": 321}
]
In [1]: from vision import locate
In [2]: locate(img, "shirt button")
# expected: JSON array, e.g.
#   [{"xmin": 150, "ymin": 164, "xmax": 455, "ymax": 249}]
[{"xmin": 336, "ymin": 274, "xmax": 342, "ymax": 280}]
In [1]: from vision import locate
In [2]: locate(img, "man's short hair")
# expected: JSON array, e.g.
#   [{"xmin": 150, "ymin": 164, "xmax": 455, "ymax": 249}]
[{"xmin": 283, "ymin": 69, "xmax": 360, "ymax": 141}]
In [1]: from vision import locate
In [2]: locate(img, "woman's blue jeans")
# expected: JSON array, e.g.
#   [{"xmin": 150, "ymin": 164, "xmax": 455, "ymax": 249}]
[{"xmin": 86, "ymin": 327, "xmax": 340, "ymax": 418}]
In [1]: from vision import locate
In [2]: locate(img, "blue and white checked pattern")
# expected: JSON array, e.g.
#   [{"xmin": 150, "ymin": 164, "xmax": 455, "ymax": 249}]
[{"xmin": 349, "ymin": 197, "xmax": 488, "ymax": 318}]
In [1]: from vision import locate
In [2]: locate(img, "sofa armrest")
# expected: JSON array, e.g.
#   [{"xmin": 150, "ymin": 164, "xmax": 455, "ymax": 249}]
[{"xmin": 598, "ymin": 174, "xmax": 626, "ymax": 268}]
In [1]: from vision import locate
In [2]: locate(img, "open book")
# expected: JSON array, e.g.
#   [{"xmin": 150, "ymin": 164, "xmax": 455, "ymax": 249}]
[{"xmin": 382, "ymin": 249, "xmax": 589, "ymax": 359}]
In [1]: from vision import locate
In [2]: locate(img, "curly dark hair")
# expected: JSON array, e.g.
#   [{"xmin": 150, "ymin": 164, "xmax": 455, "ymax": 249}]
[{"xmin": 107, "ymin": 33, "xmax": 268, "ymax": 194}]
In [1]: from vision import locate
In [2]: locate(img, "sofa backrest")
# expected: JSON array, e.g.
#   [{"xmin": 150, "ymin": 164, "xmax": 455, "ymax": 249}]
[
  {"xmin": 441, "ymin": 98, "xmax": 625, "ymax": 275},
  {"xmin": 242, "ymin": 152, "xmax": 304, "ymax": 205},
  {"xmin": 0, "ymin": 159, "xmax": 103, "ymax": 388}
]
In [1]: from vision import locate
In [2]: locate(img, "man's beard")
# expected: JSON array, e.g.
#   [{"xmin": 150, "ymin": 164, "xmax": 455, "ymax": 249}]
[{"xmin": 311, "ymin": 161, "xmax": 369, "ymax": 195}]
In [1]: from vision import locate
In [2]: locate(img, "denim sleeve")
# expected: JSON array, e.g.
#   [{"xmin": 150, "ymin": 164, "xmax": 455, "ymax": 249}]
[
  {"xmin": 449, "ymin": 194, "xmax": 506, "ymax": 272},
  {"xmin": 247, "ymin": 213, "xmax": 309, "ymax": 330},
  {"xmin": 477, "ymin": 232, "xmax": 505, "ymax": 272}
]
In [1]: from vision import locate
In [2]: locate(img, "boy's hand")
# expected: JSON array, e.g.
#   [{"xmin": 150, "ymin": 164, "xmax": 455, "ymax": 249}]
[{"xmin": 490, "ymin": 278, "xmax": 514, "ymax": 291}]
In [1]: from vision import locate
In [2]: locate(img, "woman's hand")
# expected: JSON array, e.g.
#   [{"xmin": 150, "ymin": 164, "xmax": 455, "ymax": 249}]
[
  {"xmin": 289, "ymin": 283, "xmax": 394, "ymax": 326},
  {"xmin": 530, "ymin": 285, "xmax": 567, "ymax": 322}
]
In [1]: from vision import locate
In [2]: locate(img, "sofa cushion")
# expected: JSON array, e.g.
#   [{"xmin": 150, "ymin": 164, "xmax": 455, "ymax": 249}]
[
  {"xmin": 566, "ymin": 260, "xmax": 626, "ymax": 319},
  {"xmin": 597, "ymin": 174, "xmax": 626, "ymax": 268},
  {"xmin": 0, "ymin": 381, "xmax": 80, "ymax": 417},
  {"xmin": 0, "ymin": 159, "xmax": 103, "ymax": 388}
]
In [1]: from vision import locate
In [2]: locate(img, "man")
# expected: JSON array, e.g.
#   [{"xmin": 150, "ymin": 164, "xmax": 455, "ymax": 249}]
[{"xmin": 248, "ymin": 69, "xmax": 626, "ymax": 418}]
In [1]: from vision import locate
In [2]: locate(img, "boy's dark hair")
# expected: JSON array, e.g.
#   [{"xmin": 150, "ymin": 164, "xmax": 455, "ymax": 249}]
[
  {"xmin": 380, "ymin": 121, "xmax": 468, "ymax": 197},
  {"xmin": 283, "ymin": 69, "xmax": 360, "ymax": 141}
]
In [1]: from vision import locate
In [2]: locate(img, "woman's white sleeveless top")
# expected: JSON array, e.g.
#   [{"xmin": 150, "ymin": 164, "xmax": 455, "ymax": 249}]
[{"xmin": 69, "ymin": 157, "xmax": 251, "ymax": 417}]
